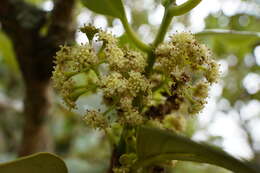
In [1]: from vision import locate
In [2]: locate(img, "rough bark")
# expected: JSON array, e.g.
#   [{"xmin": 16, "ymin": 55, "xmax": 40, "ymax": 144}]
[{"xmin": 0, "ymin": 0, "xmax": 76, "ymax": 156}]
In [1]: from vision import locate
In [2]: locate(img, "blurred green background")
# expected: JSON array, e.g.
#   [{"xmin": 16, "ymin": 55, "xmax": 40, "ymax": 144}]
[{"xmin": 0, "ymin": 0, "xmax": 260, "ymax": 172}]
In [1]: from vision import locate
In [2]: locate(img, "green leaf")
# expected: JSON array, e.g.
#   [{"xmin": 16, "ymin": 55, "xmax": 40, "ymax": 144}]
[
  {"xmin": 135, "ymin": 126, "xmax": 257, "ymax": 173},
  {"xmin": 195, "ymin": 29, "xmax": 260, "ymax": 58},
  {"xmin": 0, "ymin": 32, "xmax": 19, "ymax": 72},
  {"xmin": 118, "ymin": 34, "xmax": 138, "ymax": 50},
  {"xmin": 81, "ymin": 0, "xmax": 126, "ymax": 19},
  {"xmin": 0, "ymin": 152, "xmax": 68, "ymax": 173}
]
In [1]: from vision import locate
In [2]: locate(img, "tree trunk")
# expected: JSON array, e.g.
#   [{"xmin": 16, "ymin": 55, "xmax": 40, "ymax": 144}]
[
  {"xmin": 0, "ymin": 0, "xmax": 76, "ymax": 156},
  {"xmin": 18, "ymin": 81, "xmax": 53, "ymax": 156}
]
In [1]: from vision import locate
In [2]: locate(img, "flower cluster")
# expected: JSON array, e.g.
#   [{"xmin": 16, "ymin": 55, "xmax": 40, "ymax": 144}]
[
  {"xmin": 52, "ymin": 45, "xmax": 99, "ymax": 108},
  {"xmin": 83, "ymin": 110, "xmax": 109, "ymax": 130},
  {"xmin": 151, "ymin": 32, "xmax": 219, "ymax": 119},
  {"xmin": 52, "ymin": 27, "xmax": 220, "ymax": 173},
  {"xmin": 52, "ymin": 27, "xmax": 219, "ymax": 132},
  {"xmin": 52, "ymin": 26, "xmax": 152, "ymax": 129},
  {"xmin": 99, "ymin": 30, "xmax": 152, "ymax": 126}
]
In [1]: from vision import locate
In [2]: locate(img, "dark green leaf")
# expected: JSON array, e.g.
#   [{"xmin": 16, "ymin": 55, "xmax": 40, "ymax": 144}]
[
  {"xmin": 135, "ymin": 126, "xmax": 257, "ymax": 173},
  {"xmin": 0, "ymin": 152, "xmax": 68, "ymax": 173},
  {"xmin": 81, "ymin": 0, "xmax": 126, "ymax": 19}
]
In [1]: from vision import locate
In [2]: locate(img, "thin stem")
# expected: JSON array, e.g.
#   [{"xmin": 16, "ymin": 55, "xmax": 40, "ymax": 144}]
[
  {"xmin": 103, "ymin": 105, "xmax": 116, "ymax": 116},
  {"xmin": 146, "ymin": 9, "xmax": 173, "ymax": 75},
  {"xmin": 152, "ymin": 10, "xmax": 173, "ymax": 47},
  {"xmin": 145, "ymin": 51, "xmax": 156, "ymax": 76},
  {"xmin": 107, "ymin": 126, "xmax": 128, "ymax": 173},
  {"xmin": 195, "ymin": 29, "xmax": 260, "ymax": 38},
  {"xmin": 153, "ymin": 0, "xmax": 202, "ymax": 46},
  {"xmin": 146, "ymin": 0, "xmax": 202, "ymax": 75},
  {"xmin": 69, "ymin": 87, "xmax": 89, "ymax": 100},
  {"xmin": 169, "ymin": 0, "xmax": 202, "ymax": 16},
  {"xmin": 121, "ymin": 17, "xmax": 152, "ymax": 53}
]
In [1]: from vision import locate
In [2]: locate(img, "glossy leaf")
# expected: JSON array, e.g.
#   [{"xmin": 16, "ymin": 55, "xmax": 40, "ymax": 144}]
[
  {"xmin": 135, "ymin": 126, "xmax": 257, "ymax": 173},
  {"xmin": 0, "ymin": 152, "xmax": 68, "ymax": 173},
  {"xmin": 81, "ymin": 0, "xmax": 126, "ymax": 19}
]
